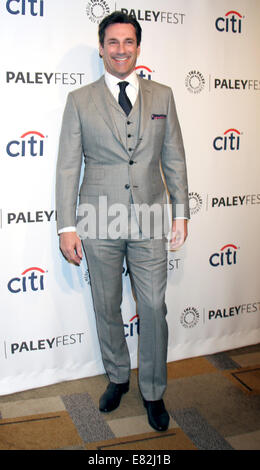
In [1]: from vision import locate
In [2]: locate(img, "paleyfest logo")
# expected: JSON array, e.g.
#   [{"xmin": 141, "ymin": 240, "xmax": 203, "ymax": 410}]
[
  {"xmin": 119, "ymin": 7, "xmax": 186, "ymax": 24},
  {"xmin": 189, "ymin": 192, "xmax": 203, "ymax": 215},
  {"xmin": 6, "ymin": 71, "xmax": 87, "ymax": 86},
  {"xmin": 185, "ymin": 71, "xmax": 205, "ymax": 94},
  {"xmin": 185, "ymin": 71, "xmax": 260, "ymax": 94},
  {"xmin": 180, "ymin": 307, "xmax": 200, "ymax": 328},
  {"xmin": 7, "ymin": 333, "xmax": 85, "ymax": 357},
  {"xmin": 86, "ymin": 0, "xmax": 110, "ymax": 23}
]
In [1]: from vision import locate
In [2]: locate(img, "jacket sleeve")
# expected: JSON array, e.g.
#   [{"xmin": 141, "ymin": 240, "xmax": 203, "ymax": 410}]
[
  {"xmin": 56, "ymin": 92, "xmax": 83, "ymax": 232},
  {"xmin": 161, "ymin": 89, "xmax": 190, "ymax": 220}
]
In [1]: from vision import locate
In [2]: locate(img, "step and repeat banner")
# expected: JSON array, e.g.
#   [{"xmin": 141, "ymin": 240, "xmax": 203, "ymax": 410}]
[{"xmin": 0, "ymin": 0, "xmax": 259, "ymax": 395}]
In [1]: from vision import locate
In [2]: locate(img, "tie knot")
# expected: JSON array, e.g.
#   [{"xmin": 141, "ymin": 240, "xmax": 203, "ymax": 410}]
[{"xmin": 118, "ymin": 81, "xmax": 129, "ymax": 91}]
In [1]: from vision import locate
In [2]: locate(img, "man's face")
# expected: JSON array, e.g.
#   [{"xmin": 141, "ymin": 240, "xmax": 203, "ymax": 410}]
[{"xmin": 99, "ymin": 23, "xmax": 140, "ymax": 79}]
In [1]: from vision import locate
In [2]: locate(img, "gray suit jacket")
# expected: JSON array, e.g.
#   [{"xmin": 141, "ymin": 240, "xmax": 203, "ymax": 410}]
[{"xmin": 56, "ymin": 75, "xmax": 189, "ymax": 238}]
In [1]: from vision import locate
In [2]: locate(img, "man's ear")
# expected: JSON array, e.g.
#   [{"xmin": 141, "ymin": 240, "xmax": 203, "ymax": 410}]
[{"xmin": 99, "ymin": 43, "xmax": 103, "ymax": 59}]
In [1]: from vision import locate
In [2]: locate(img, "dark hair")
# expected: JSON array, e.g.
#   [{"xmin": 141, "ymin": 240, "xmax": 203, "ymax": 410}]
[{"xmin": 98, "ymin": 11, "xmax": 142, "ymax": 47}]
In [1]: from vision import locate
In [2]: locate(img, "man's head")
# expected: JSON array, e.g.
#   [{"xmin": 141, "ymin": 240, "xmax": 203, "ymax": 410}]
[{"xmin": 98, "ymin": 11, "xmax": 142, "ymax": 79}]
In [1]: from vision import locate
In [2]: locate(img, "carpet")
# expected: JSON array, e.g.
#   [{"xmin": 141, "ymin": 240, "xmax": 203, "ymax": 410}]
[
  {"xmin": 0, "ymin": 343, "xmax": 259, "ymax": 451},
  {"xmin": 86, "ymin": 429, "xmax": 196, "ymax": 450}
]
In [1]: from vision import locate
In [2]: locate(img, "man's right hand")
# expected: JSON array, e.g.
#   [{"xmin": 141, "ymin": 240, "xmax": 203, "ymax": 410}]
[{"xmin": 59, "ymin": 232, "xmax": 83, "ymax": 265}]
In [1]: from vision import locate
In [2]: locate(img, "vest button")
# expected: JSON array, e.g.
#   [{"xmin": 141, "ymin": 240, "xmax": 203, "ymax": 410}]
[
  {"xmin": 128, "ymin": 134, "xmax": 132, "ymax": 138},
  {"xmin": 125, "ymin": 184, "xmax": 130, "ymax": 189},
  {"xmin": 127, "ymin": 121, "xmax": 131, "ymax": 125},
  {"xmin": 129, "ymin": 160, "xmax": 134, "ymax": 165},
  {"xmin": 128, "ymin": 148, "xmax": 133, "ymax": 151}
]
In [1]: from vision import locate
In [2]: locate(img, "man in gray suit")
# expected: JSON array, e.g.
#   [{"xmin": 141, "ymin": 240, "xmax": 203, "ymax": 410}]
[{"xmin": 56, "ymin": 11, "xmax": 189, "ymax": 432}]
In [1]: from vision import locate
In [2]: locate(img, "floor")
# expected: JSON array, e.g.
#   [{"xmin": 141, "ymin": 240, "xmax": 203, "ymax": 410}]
[{"xmin": 0, "ymin": 343, "xmax": 259, "ymax": 450}]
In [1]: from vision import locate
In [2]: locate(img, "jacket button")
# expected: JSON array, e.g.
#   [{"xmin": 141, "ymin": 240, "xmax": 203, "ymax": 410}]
[
  {"xmin": 125, "ymin": 184, "xmax": 130, "ymax": 189},
  {"xmin": 129, "ymin": 160, "xmax": 134, "ymax": 165}
]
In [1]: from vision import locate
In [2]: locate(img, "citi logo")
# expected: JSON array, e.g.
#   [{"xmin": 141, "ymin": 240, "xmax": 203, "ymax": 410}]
[
  {"xmin": 209, "ymin": 244, "xmax": 239, "ymax": 267},
  {"xmin": 135, "ymin": 65, "xmax": 153, "ymax": 80},
  {"xmin": 213, "ymin": 128, "xmax": 241, "ymax": 151},
  {"xmin": 6, "ymin": 131, "xmax": 46, "ymax": 157},
  {"xmin": 6, "ymin": 0, "xmax": 44, "ymax": 16},
  {"xmin": 124, "ymin": 314, "xmax": 139, "ymax": 338},
  {"xmin": 8, "ymin": 267, "xmax": 46, "ymax": 293},
  {"xmin": 215, "ymin": 11, "xmax": 243, "ymax": 33}
]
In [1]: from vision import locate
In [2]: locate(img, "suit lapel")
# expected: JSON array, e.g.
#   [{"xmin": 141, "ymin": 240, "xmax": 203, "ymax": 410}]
[
  {"xmin": 90, "ymin": 76, "xmax": 123, "ymax": 145},
  {"xmin": 138, "ymin": 76, "xmax": 153, "ymax": 140}
]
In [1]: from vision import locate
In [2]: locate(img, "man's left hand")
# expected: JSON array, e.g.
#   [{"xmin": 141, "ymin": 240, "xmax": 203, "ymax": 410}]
[{"xmin": 169, "ymin": 219, "xmax": 188, "ymax": 250}]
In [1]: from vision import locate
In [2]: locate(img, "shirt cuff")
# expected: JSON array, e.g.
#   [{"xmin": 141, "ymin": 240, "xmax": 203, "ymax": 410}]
[{"xmin": 58, "ymin": 226, "xmax": 76, "ymax": 234}]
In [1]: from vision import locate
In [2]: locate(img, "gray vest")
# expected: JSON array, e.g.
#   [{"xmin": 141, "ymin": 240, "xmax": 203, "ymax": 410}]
[
  {"xmin": 104, "ymin": 88, "xmax": 142, "ymax": 238},
  {"xmin": 105, "ymin": 86, "xmax": 141, "ymax": 158}
]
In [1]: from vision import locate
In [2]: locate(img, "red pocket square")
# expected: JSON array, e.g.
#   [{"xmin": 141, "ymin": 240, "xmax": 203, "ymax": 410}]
[{"xmin": 151, "ymin": 114, "xmax": 167, "ymax": 120}]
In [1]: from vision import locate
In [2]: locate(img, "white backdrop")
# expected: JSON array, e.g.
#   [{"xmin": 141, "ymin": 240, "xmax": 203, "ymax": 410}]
[{"xmin": 0, "ymin": 0, "xmax": 259, "ymax": 395}]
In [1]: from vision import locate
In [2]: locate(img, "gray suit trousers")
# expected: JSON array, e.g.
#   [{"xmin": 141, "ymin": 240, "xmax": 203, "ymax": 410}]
[{"xmin": 82, "ymin": 237, "xmax": 168, "ymax": 401}]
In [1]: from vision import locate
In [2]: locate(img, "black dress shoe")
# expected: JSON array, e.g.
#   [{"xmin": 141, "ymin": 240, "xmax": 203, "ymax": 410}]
[
  {"xmin": 99, "ymin": 381, "xmax": 129, "ymax": 412},
  {"xmin": 143, "ymin": 399, "xmax": 170, "ymax": 431}
]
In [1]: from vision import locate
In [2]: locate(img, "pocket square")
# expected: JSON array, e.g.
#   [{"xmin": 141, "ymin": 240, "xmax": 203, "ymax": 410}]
[{"xmin": 151, "ymin": 114, "xmax": 167, "ymax": 120}]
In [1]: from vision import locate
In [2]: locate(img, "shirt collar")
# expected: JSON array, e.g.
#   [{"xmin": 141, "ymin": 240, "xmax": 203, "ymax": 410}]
[{"xmin": 104, "ymin": 70, "xmax": 139, "ymax": 92}]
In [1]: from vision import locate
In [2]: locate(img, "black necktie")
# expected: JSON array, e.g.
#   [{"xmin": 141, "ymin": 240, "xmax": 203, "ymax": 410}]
[{"xmin": 118, "ymin": 81, "xmax": 132, "ymax": 116}]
